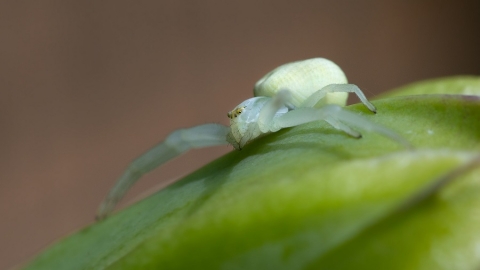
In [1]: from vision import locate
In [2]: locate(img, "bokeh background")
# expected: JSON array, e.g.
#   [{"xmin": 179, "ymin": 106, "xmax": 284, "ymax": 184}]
[{"xmin": 1, "ymin": 1, "xmax": 479, "ymax": 268}]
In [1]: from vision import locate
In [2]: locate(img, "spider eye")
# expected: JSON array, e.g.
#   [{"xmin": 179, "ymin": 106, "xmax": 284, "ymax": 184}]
[{"xmin": 228, "ymin": 106, "xmax": 247, "ymax": 119}]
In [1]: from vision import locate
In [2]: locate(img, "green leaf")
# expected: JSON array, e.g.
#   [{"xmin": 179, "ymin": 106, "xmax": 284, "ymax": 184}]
[
  {"xmin": 378, "ymin": 76, "xmax": 480, "ymax": 98},
  {"xmin": 24, "ymin": 77, "xmax": 480, "ymax": 270}
]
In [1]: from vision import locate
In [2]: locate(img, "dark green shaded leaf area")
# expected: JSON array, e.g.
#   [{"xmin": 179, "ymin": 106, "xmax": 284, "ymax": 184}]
[{"xmin": 25, "ymin": 77, "xmax": 480, "ymax": 270}]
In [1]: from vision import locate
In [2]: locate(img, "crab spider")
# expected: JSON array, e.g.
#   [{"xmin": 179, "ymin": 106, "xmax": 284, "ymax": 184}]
[{"xmin": 96, "ymin": 58, "xmax": 410, "ymax": 220}]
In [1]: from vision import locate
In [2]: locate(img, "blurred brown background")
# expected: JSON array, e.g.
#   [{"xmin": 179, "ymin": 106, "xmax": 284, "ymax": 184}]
[{"xmin": 1, "ymin": 1, "xmax": 479, "ymax": 268}]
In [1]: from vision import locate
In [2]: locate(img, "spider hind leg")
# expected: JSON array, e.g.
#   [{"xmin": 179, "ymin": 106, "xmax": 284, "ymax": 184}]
[{"xmin": 276, "ymin": 105, "xmax": 411, "ymax": 148}]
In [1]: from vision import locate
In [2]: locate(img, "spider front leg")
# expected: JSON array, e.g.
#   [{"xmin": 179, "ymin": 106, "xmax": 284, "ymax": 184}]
[
  {"xmin": 301, "ymin": 84, "xmax": 377, "ymax": 113},
  {"xmin": 257, "ymin": 89, "xmax": 293, "ymax": 133},
  {"xmin": 97, "ymin": 123, "xmax": 231, "ymax": 220},
  {"xmin": 276, "ymin": 105, "xmax": 412, "ymax": 148}
]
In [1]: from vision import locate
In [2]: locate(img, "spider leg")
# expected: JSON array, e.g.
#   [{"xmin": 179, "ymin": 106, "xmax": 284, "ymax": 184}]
[
  {"xmin": 276, "ymin": 105, "xmax": 412, "ymax": 148},
  {"xmin": 301, "ymin": 84, "xmax": 377, "ymax": 113},
  {"xmin": 323, "ymin": 116, "xmax": 362, "ymax": 138},
  {"xmin": 257, "ymin": 89, "xmax": 292, "ymax": 133},
  {"xmin": 97, "ymin": 123, "xmax": 230, "ymax": 220}
]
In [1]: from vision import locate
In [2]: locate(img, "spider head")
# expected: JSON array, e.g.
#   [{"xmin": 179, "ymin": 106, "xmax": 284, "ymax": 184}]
[
  {"xmin": 226, "ymin": 97, "xmax": 269, "ymax": 149},
  {"xmin": 227, "ymin": 106, "xmax": 246, "ymax": 119}
]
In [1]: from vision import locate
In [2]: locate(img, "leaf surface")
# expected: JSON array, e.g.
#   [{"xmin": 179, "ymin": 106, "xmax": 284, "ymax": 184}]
[{"xmin": 24, "ymin": 77, "xmax": 480, "ymax": 270}]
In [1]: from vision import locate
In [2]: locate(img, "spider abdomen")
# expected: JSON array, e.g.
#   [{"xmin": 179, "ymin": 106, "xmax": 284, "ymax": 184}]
[{"xmin": 254, "ymin": 58, "xmax": 349, "ymax": 107}]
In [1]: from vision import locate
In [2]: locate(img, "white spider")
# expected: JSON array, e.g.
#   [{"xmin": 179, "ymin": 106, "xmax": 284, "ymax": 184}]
[{"xmin": 96, "ymin": 58, "xmax": 410, "ymax": 220}]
